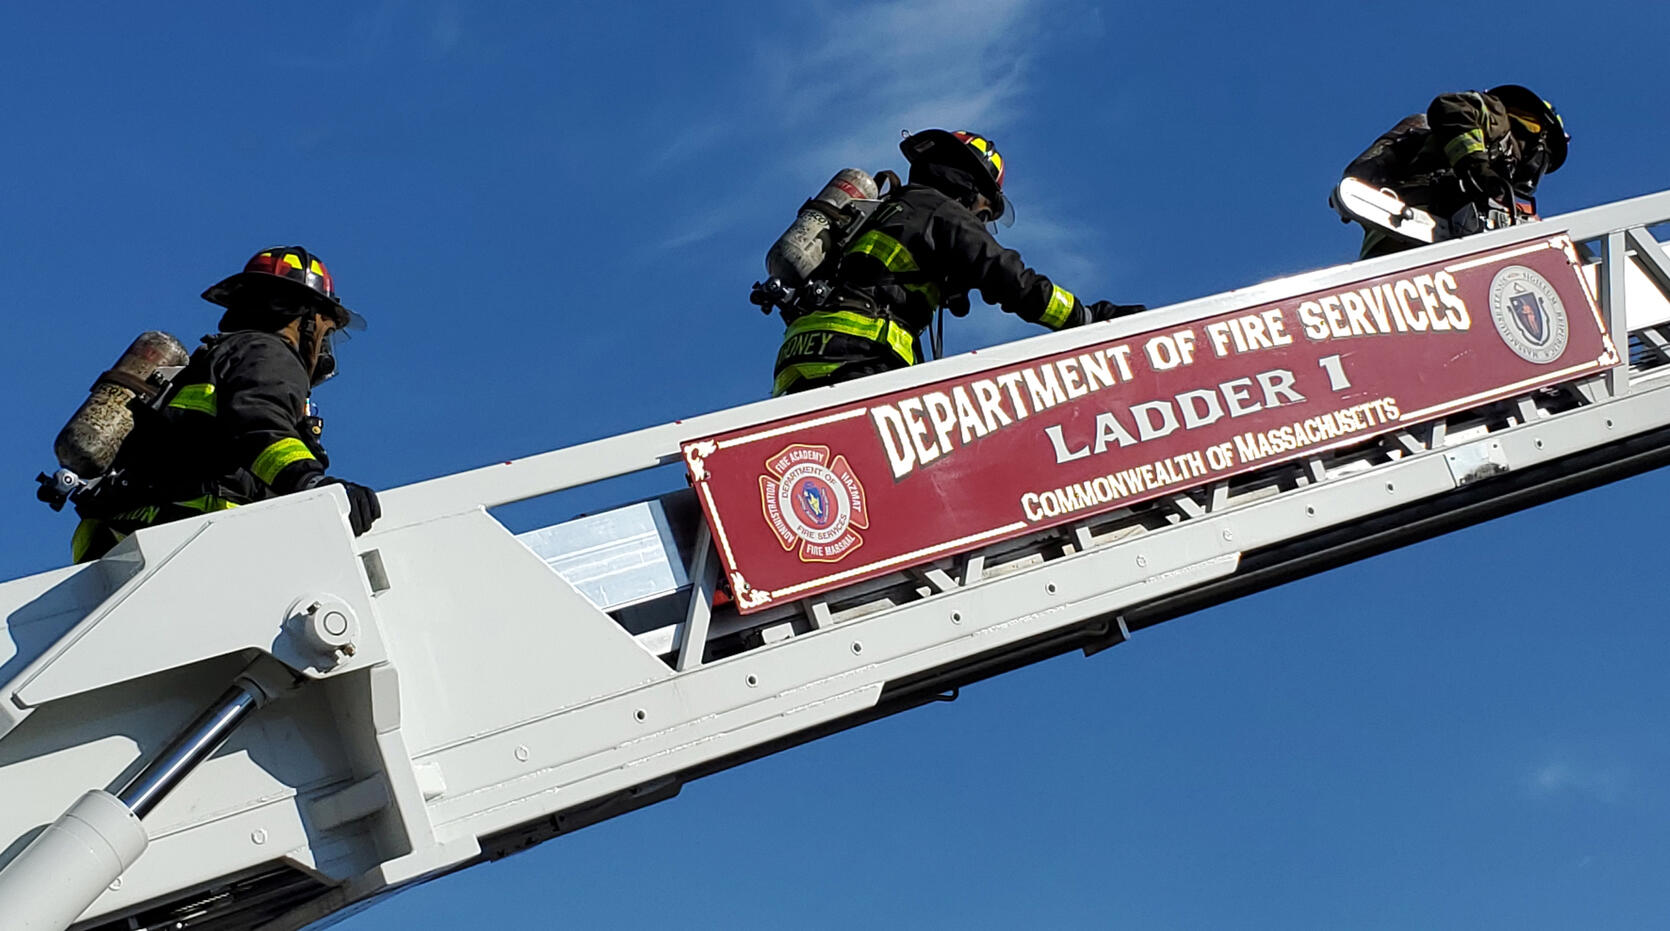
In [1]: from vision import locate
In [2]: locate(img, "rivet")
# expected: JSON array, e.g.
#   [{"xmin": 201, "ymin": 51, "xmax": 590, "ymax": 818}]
[
  {"xmin": 1385, "ymin": 482, "xmax": 1396, "ymax": 493},
  {"xmin": 951, "ymin": 611, "xmax": 963, "ymax": 624},
  {"xmin": 1221, "ymin": 529, "xmax": 1234, "ymax": 541},
  {"xmin": 1306, "ymin": 506, "xmax": 1316, "ymax": 516},
  {"xmin": 746, "ymin": 674, "xmax": 758, "ymax": 688},
  {"xmin": 251, "ymin": 829, "xmax": 268, "ymax": 845},
  {"xmin": 851, "ymin": 642, "xmax": 863, "ymax": 655},
  {"xmin": 1046, "ymin": 582, "xmax": 1058, "ymax": 595},
  {"xmin": 514, "ymin": 745, "xmax": 530, "ymax": 762},
  {"xmin": 109, "ymin": 878, "xmax": 123, "ymax": 892},
  {"xmin": 1136, "ymin": 555, "xmax": 1148, "ymax": 568}
]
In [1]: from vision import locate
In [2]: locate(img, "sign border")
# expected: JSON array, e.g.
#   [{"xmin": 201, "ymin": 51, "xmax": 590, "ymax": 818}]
[{"xmin": 686, "ymin": 235, "xmax": 1617, "ymax": 612}]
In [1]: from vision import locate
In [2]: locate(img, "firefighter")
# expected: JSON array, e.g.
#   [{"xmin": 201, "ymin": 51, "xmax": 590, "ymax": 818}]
[
  {"xmin": 772, "ymin": 129, "xmax": 1145, "ymax": 396},
  {"xmin": 1343, "ymin": 84, "xmax": 1569, "ymax": 258},
  {"xmin": 70, "ymin": 247, "xmax": 381, "ymax": 562}
]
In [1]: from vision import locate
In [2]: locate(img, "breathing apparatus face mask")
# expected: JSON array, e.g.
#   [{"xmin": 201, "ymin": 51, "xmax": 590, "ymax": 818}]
[
  {"xmin": 1514, "ymin": 137, "xmax": 1551, "ymax": 196},
  {"xmin": 302, "ymin": 311, "xmax": 357, "ymax": 387},
  {"xmin": 987, "ymin": 195, "xmax": 1016, "ymax": 230},
  {"xmin": 311, "ymin": 332, "xmax": 338, "ymax": 386},
  {"xmin": 1507, "ymin": 113, "xmax": 1552, "ymax": 196}
]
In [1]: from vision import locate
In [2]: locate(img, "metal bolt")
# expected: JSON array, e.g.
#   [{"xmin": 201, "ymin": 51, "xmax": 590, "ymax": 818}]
[
  {"xmin": 514, "ymin": 745, "xmax": 530, "ymax": 762},
  {"xmin": 322, "ymin": 611, "xmax": 349, "ymax": 637},
  {"xmin": 305, "ymin": 602, "xmax": 320, "ymax": 616},
  {"xmin": 340, "ymin": 643, "xmax": 357, "ymax": 657}
]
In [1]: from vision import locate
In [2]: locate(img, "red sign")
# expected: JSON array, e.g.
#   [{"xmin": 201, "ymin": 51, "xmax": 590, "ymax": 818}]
[{"xmin": 684, "ymin": 235, "xmax": 1617, "ymax": 613}]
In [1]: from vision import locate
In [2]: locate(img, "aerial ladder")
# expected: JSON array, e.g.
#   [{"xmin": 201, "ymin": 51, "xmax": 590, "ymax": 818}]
[{"xmin": 2, "ymin": 191, "xmax": 1668, "ymax": 930}]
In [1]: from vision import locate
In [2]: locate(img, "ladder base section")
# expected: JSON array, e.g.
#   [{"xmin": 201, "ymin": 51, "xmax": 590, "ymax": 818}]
[{"xmin": 0, "ymin": 791, "xmax": 145, "ymax": 931}]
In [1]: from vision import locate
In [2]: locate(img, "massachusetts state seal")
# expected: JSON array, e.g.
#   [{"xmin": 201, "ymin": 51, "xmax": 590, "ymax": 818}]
[
  {"xmin": 758, "ymin": 443, "xmax": 869, "ymax": 563},
  {"xmin": 1488, "ymin": 265, "xmax": 1569, "ymax": 364}
]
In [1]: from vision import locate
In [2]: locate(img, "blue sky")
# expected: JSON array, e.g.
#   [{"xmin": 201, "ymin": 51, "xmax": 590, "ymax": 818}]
[{"xmin": 3, "ymin": 2, "xmax": 1668, "ymax": 928}]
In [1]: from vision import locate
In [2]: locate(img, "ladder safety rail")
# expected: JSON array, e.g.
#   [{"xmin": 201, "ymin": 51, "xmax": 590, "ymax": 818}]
[{"xmin": 0, "ymin": 191, "xmax": 1667, "ymax": 930}]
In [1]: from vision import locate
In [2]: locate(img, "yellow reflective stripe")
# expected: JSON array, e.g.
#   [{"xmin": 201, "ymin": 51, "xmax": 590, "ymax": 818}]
[
  {"xmin": 773, "ymin": 361, "xmax": 845, "ymax": 396},
  {"xmin": 177, "ymin": 495, "xmax": 238, "ymax": 513},
  {"xmin": 902, "ymin": 282, "xmax": 943, "ymax": 309},
  {"xmin": 71, "ymin": 519, "xmax": 102, "ymax": 562},
  {"xmin": 786, "ymin": 309, "xmax": 888, "ymax": 342},
  {"xmin": 1445, "ymin": 128, "xmax": 1486, "ymax": 164},
  {"xmin": 847, "ymin": 230, "xmax": 920, "ymax": 272},
  {"xmin": 1041, "ymin": 284, "xmax": 1077, "ymax": 330},
  {"xmin": 168, "ymin": 383, "xmax": 218, "ymax": 415},
  {"xmin": 109, "ymin": 504, "xmax": 161, "ymax": 524},
  {"xmin": 848, "ymin": 230, "xmax": 942, "ymax": 307},
  {"xmin": 74, "ymin": 495, "xmax": 240, "ymax": 560},
  {"xmin": 252, "ymin": 437, "xmax": 316, "ymax": 485},
  {"xmin": 785, "ymin": 311, "xmax": 915, "ymax": 365},
  {"xmin": 880, "ymin": 321, "xmax": 916, "ymax": 365}
]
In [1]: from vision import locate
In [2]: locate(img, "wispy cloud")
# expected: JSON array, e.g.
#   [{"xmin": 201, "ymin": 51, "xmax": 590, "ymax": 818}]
[
  {"xmin": 761, "ymin": 0, "xmax": 1045, "ymax": 174},
  {"xmin": 1524, "ymin": 759, "xmax": 1628, "ymax": 803},
  {"xmin": 651, "ymin": 0, "xmax": 1070, "ymax": 260}
]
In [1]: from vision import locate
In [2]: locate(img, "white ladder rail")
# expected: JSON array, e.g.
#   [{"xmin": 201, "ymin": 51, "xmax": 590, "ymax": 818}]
[{"xmin": 0, "ymin": 192, "xmax": 1666, "ymax": 931}]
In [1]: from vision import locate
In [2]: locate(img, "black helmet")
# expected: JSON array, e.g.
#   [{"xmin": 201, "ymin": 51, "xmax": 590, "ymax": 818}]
[
  {"xmin": 901, "ymin": 129, "xmax": 1008, "ymax": 220},
  {"xmin": 203, "ymin": 246, "xmax": 364, "ymax": 330},
  {"xmin": 1489, "ymin": 84, "xmax": 1568, "ymax": 174}
]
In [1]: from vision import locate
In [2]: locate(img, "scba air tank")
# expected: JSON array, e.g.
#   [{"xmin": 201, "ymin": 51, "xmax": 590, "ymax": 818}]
[
  {"xmin": 765, "ymin": 168, "xmax": 880, "ymax": 287},
  {"xmin": 54, "ymin": 331, "xmax": 189, "ymax": 477}
]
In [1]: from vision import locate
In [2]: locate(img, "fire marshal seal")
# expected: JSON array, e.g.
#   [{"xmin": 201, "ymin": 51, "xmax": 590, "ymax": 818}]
[
  {"xmin": 1488, "ymin": 265, "xmax": 1569, "ymax": 364},
  {"xmin": 758, "ymin": 443, "xmax": 869, "ymax": 563}
]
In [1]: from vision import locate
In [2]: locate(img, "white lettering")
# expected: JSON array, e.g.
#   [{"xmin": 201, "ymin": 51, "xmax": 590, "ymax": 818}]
[
  {"xmin": 899, "ymin": 398, "xmax": 939, "ymax": 466},
  {"xmin": 1131, "ymin": 400, "xmax": 1180, "ymax": 441},
  {"xmin": 1046, "ymin": 424, "xmax": 1090, "ymax": 463},
  {"xmin": 871, "ymin": 405, "xmax": 914, "ymax": 480},
  {"xmin": 951, "ymin": 385, "xmax": 988, "ymax": 444},
  {"xmin": 1177, "ymin": 388, "xmax": 1224, "ymax": 429}
]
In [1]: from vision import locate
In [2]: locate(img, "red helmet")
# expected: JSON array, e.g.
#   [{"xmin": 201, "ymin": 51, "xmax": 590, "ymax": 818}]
[
  {"xmin": 202, "ymin": 246, "xmax": 362, "ymax": 329},
  {"xmin": 901, "ymin": 129, "xmax": 1008, "ymax": 219}
]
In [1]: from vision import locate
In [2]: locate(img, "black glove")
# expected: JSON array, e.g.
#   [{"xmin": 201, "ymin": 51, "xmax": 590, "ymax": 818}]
[
  {"xmin": 313, "ymin": 476, "xmax": 381, "ymax": 535},
  {"xmin": 1086, "ymin": 301, "xmax": 1148, "ymax": 323},
  {"xmin": 1456, "ymin": 153, "xmax": 1510, "ymax": 204}
]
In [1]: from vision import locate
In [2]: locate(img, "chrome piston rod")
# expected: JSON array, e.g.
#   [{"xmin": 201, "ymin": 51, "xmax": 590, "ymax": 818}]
[
  {"xmin": 0, "ymin": 673, "xmax": 273, "ymax": 930},
  {"xmin": 117, "ymin": 682, "xmax": 260, "ymax": 819}
]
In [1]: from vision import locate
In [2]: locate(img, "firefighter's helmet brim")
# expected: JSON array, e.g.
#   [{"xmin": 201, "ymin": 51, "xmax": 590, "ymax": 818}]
[{"xmin": 202, "ymin": 272, "xmax": 363, "ymax": 330}]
